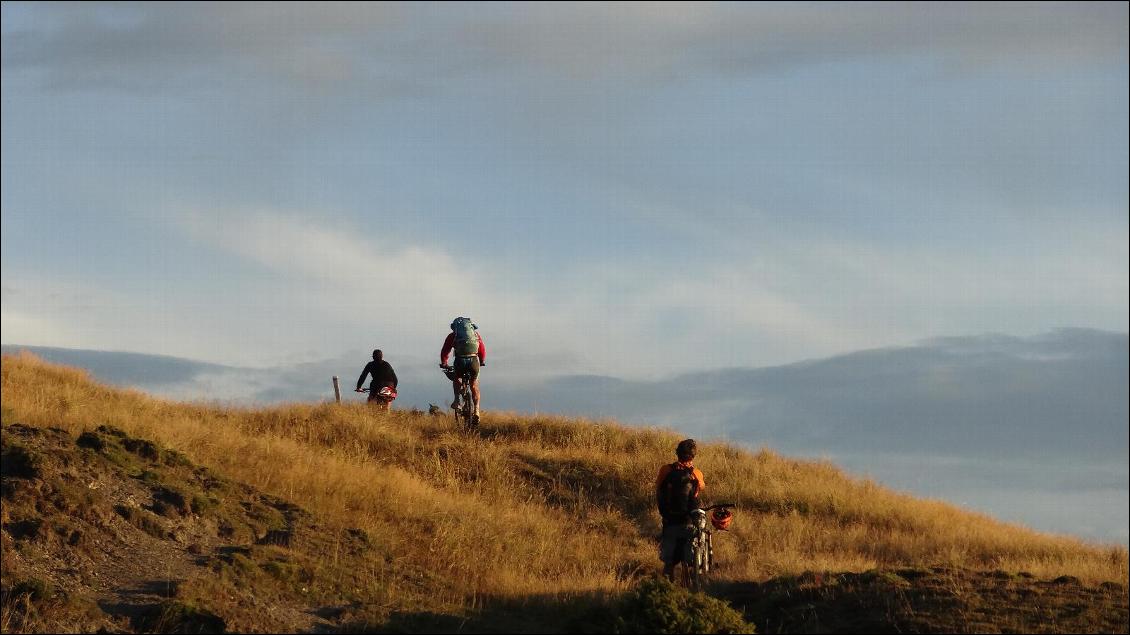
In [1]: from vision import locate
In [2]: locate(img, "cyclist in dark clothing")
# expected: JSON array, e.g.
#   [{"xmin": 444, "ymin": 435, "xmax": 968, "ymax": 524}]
[{"xmin": 356, "ymin": 349, "xmax": 398, "ymax": 402}]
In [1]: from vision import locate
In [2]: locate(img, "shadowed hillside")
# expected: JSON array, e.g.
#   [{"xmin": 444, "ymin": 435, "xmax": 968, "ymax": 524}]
[{"xmin": 2, "ymin": 353, "xmax": 1126, "ymax": 633}]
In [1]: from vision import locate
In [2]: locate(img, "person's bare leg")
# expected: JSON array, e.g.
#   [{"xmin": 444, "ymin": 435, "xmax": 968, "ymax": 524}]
[
  {"xmin": 452, "ymin": 378, "xmax": 462, "ymax": 409},
  {"xmin": 471, "ymin": 378, "xmax": 481, "ymax": 415}
]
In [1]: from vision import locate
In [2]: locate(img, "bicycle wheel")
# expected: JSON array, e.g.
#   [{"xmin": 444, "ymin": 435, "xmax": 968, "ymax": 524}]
[
  {"xmin": 680, "ymin": 533, "xmax": 698, "ymax": 591},
  {"xmin": 452, "ymin": 398, "xmax": 465, "ymax": 427},
  {"xmin": 688, "ymin": 552, "xmax": 702, "ymax": 592},
  {"xmin": 689, "ymin": 531, "xmax": 709, "ymax": 591},
  {"xmin": 461, "ymin": 387, "xmax": 476, "ymax": 429}
]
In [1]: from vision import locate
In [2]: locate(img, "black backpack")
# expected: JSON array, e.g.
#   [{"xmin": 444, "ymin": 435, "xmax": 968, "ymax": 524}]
[{"xmin": 658, "ymin": 462, "xmax": 699, "ymax": 520}]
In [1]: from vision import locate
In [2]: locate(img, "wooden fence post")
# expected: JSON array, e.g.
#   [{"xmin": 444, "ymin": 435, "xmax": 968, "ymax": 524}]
[{"xmin": 332, "ymin": 376, "xmax": 341, "ymax": 403}]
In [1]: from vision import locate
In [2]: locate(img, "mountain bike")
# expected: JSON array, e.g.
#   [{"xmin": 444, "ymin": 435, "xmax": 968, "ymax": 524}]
[
  {"xmin": 440, "ymin": 364, "xmax": 478, "ymax": 429},
  {"xmin": 355, "ymin": 386, "xmax": 397, "ymax": 412},
  {"xmin": 679, "ymin": 503, "xmax": 735, "ymax": 591}
]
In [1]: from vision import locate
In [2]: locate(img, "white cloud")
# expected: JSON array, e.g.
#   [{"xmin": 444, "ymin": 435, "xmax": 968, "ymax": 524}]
[
  {"xmin": 8, "ymin": 194, "xmax": 1123, "ymax": 377},
  {"xmin": 607, "ymin": 186, "xmax": 1129, "ymax": 348},
  {"xmin": 0, "ymin": 309, "xmax": 68, "ymax": 347},
  {"xmin": 1, "ymin": 277, "xmax": 189, "ymax": 361},
  {"xmin": 177, "ymin": 207, "xmax": 468, "ymax": 303},
  {"xmin": 166, "ymin": 204, "xmax": 885, "ymax": 376}
]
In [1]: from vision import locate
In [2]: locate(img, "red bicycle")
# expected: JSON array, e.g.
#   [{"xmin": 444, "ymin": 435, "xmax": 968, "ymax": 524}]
[{"xmin": 356, "ymin": 386, "xmax": 397, "ymax": 412}]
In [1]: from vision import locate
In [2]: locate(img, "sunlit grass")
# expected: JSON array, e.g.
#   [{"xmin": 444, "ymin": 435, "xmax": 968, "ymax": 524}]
[{"xmin": 2, "ymin": 350, "xmax": 1125, "ymax": 617}]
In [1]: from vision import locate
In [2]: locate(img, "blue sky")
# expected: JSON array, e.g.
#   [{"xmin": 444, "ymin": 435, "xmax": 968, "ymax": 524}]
[{"xmin": 2, "ymin": 2, "xmax": 1127, "ymax": 377}]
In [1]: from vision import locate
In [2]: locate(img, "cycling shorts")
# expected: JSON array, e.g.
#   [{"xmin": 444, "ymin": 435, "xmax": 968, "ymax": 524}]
[
  {"xmin": 452, "ymin": 356, "xmax": 480, "ymax": 381},
  {"xmin": 659, "ymin": 523, "xmax": 694, "ymax": 565}
]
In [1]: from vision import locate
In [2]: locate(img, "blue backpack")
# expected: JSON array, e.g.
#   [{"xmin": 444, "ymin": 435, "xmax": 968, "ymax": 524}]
[{"xmin": 451, "ymin": 317, "xmax": 479, "ymax": 357}]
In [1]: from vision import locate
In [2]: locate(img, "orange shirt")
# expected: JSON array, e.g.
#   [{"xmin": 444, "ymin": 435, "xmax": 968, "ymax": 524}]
[{"xmin": 655, "ymin": 461, "xmax": 706, "ymax": 494}]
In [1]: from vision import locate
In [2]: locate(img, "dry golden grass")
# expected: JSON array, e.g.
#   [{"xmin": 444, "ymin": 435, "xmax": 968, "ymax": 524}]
[{"xmin": 2, "ymin": 350, "xmax": 1125, "ymax": 618}]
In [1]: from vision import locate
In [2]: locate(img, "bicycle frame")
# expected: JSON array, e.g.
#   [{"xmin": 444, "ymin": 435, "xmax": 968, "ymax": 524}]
[
  {"xmin": 678, "ymin": 503, "xmax": 734, "ymax": 591},
  {"xmin": 683, "ymin": 510, "xmax": 713, "ymax": 590},
  {"xmin": 442, "ymin": 365, "xmax": 479, "ymax": 429}
]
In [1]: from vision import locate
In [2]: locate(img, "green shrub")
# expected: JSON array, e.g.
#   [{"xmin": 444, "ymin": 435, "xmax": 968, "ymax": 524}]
[
  {"xmin": 121, "ymin": 437, "xmax": 161, "ymax": 461},
  {"xmin": 191, "ymin": 493, "xmax": 219, "ymax": 515},
  {"xmin": 261, "ymin": 559, "xmax": 305, "ymax": 585},
  {"xmin": 1, "ymin": 443, "xmax": 42, "ymax": 478},
  {"xmin": 859, "ymin": 570, "xmax": 910, "ymax": 587},
  {"xmin": 6, "ymin": 578, "xmax": 54, "ymax": 603},
  {"xmin": 151, "ymin": 600, "xmax": 226, "ymax": 633},
  {"xmin": 75, "ymin": 431, "xmax": 106, "ymax": 452},
  {"xmin": 114, "ymin": 504, "xmax": 169, "ymax": 539},
  {"xmin": 153, "ymin": 485, "xmax": 191, "ymax": 516},
  {"xmin": 163, "ymin": 448, "xmax": 193, "ymax": 467},
  {"xmin": 602, "ymin": 578, "xmax": 753, "ymax": 634}
]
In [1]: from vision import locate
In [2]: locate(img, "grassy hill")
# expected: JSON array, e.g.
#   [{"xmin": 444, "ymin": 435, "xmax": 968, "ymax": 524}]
[{"xmin": 2, "ymin": 352, "xmax": 1126, "ymax": 633}]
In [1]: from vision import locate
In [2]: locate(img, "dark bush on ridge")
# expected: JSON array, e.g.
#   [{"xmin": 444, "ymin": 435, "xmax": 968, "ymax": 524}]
[{"xmin": 594, "ymin": 577, "xmax": 753, "ymax": 634}]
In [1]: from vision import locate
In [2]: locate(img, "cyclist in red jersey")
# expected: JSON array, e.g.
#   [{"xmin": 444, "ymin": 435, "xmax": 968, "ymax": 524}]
[{"xmin": 441, "ymin": 317, "xmax": 486, "ymax": 417}]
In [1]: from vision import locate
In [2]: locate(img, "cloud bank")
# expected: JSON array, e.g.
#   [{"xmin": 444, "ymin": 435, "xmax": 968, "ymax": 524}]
[
  {"xmin": 5, "ymin": 3, "xmax": 1126, "ymax": 93},
  {"xmin": 7, "ymin": 327, "xmax": 1125, "ymax": 542}
]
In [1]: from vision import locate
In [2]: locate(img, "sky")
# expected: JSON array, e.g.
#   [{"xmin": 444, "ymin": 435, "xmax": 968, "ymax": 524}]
[
  {"xmin": 2, "ymin": 2, "xmax": 1127, "ymax": 378},
  {"xmin": 2, "ymin": 2, "xmax": 1127, "ymax": 544}
]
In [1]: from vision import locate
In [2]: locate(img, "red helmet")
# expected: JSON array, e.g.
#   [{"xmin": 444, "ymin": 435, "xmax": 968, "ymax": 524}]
[{"xmin": 711, "ymin": 508, "xmax": 733, "ymax": 531}]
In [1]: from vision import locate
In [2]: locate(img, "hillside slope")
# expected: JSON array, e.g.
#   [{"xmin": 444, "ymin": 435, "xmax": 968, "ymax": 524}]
[
  {"xmin": 2, "ymin": 353, "xmax": 1126, "ymax": 633},
  {"xmin": 2, "ymin": 423, "xmax": 385, "ymax": 632}
]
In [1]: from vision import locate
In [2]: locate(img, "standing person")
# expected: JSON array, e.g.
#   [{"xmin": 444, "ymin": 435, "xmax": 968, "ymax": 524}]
[
  {"xmin": 355, "ymin": 349, "xmax": 398, "ymax": 406},
  {"xmin": 440, "ymin": 317, "xmax": 486, "ymax": 418},
  {"xmin": 656, "ymin": 439, "xmax": 707, "ymax": 582}
]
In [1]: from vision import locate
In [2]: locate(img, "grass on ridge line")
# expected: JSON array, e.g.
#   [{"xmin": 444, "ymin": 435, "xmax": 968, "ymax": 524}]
[{"xmin": 2, "ymin": 351, "xmax": 1125, "ymax": 609}]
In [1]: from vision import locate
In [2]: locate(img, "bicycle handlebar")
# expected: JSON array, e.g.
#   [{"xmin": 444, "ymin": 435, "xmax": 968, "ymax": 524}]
[{"xmin": 439, "ymin": 364, "xmax": 475, "ymax": 378}]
